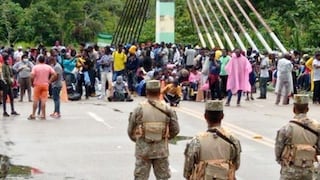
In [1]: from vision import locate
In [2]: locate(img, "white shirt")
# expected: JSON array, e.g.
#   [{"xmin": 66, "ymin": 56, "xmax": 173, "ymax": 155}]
[
  {"xmin": 260, "ymin": 57, "xmax": 269, "ymax": 78},
  {"xmin": 14, "ymin": 50, "xmax": 23, "ymax": 61},
  {"xmin": 313, "ymin": 59, "xmax": 320, "ymax": 81}
]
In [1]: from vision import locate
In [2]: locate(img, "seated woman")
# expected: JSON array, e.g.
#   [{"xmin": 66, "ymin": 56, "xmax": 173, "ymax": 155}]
[
  {"xmin": 108, "ymin": 76, "xmax": 133, "ymax": 102},
  {"xmin": 161, "ymin": 79, "xmax": 182, "ymax": 106}
]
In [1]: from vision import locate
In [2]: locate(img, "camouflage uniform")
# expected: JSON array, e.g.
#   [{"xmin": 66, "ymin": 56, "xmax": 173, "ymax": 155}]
[
  {"xmin": 183, "ymin": 100, "xmax": 241, "ymax": 180},
  {"xmin": 128, "ymin": 80, "xmax": 180, "ymax": 180},
  {"xmin": 275, "ymin": 94, "xmax": 320, "ymax": 180}
]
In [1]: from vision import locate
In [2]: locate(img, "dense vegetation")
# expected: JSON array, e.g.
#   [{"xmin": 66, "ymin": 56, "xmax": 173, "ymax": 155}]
[{"xmin": 0, "ymin": 0, "xmax": 319, "ymax": 51}]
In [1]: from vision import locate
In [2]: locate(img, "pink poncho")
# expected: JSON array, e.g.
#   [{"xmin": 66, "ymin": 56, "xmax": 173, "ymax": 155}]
[{"xmin": 225, "ymin": 54, "xmax": 252, "ymax": 94}]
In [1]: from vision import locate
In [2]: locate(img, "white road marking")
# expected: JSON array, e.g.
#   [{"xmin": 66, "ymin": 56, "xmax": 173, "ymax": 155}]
[
  {"xmin": 178, "ymin": 107, "xmax": 275, "ymax": 148},
  {"xmin": 87, "ymin": 112, "xmax": 114, "ymax": 129}
]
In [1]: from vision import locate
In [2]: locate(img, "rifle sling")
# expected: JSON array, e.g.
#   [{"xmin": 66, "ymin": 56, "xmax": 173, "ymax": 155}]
[
  {"xmin": 147, "ymin": 100, "xmax": 170, "ymax": 117},
  {"xmin": 207, "ymin": 128, "xmax": 237, "ymax": 151},
  {"xmin": 290, "ymin": 120, "xmax": 318, "ymax": 137}
]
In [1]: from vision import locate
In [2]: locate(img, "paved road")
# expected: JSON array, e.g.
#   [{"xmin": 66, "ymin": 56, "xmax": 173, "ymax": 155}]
[{"xmin": 1, "ymin": 93, "xmax": 319, "ymax": 180}]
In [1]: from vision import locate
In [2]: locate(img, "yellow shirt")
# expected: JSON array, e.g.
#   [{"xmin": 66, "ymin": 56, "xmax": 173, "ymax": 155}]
[
  {"xmin": 112, "ymin": 51, "xmax": 127, "ymax": 71},
  {"xmin": 162, "ymin": 83, "xmax": 182, "ymax": 97}
]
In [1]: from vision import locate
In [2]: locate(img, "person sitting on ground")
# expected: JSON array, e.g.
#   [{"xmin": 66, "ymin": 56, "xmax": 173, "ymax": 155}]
[
  {"xmin": 108, "ymin": 76, "xmax": 133, "ymax": 102},
  {"xmin": 162, "ymin": 79, "xmax": 182, "ymax": 106}
]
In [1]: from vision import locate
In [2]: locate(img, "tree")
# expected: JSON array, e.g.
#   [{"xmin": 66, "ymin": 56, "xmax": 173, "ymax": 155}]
[
  {"xmin": 18, "ymin": 1, "xmax": 60, "ymax": 45},
  {"xmin": 0, "ymin": 0, "xmax": 24, "ymax": 45}
]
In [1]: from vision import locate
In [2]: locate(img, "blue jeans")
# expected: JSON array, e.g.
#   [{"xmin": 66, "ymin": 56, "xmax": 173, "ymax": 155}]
[
  {"xmin": 52, "ymin": 86, "xmax": 61, "ymax": 113},
  {"xmin": 227, "ymin": 90, "xmax": 242, "ymax": 104}
]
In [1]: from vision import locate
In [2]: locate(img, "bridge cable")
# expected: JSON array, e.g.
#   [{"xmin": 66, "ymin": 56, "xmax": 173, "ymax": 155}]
[
  {"xmin": 213, "ymin": 0, "xmax": 246, "ymax": 51},
  {"xmin": 222, "ymin": 0, "xmax": 259, "ymax": 52},
  {"xmin": 114, "ymin": 0, "xmax": 135, "ymax": 45},
  {"xmin": 192, "ymin": 0, "xmax": 215, "ymax": 48},
  {"xmin": 243, "ymin": 0, "xmax": 287, "ymax": 53},
  {"xmin": 127, "ymin": 0, "xmax": 147, "ymax": 43},
  {"xmin": 198, "ymin": 0, "xmax": 224, "ymax": 49},
  {"xmin": 232, "ymin": 0, "xmax": 272, "ymax": 53},
  {"xmin": 121, "ymin": 0, "xmax": 141, "ymax": 44},
  {"xmin": 112, "ymin": 0, "xmax": 131, "ymax": 45},
  {"xmin": 186, "ymin": 0, "xmax": 206, "ymax": 47},
  {"xmin": 135, "ymin": 0, "xmax": 150, "ymax": 43},
  {"xmin": 205, "ymin": 0, "xmax": 235, "ymax": 50}
]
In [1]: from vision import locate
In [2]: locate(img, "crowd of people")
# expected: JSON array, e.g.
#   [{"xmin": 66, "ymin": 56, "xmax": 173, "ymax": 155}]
[
  {"xmin": 0, "ymin": 40, "xmax": 320, "ymax": 117},
  {"xmin": 1, "ymin": 40, "xmax": 320, "ymax": 179}
]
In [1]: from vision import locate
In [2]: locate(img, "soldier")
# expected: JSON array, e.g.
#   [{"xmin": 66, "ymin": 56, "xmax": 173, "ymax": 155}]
[
  {"xmin": 275, "ymin": 94, "xmax": 320, "ymax": 180},
  {"xmin": 128, "ymin": 80, "xmax": 180, "ymax": 180},
  {"xmin": 184, "ymin": 100, "xmax": 241, "ymax": 180}
]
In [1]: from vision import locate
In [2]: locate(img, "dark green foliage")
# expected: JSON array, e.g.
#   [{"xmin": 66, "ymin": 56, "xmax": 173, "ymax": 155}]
[{"xmin": 1, "ymin": 0, "xmax": 320, "ymax": 49}]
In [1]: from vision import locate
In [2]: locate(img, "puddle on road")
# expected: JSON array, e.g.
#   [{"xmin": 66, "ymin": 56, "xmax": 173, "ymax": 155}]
[{"xmin": 169, "ymin": 135, "xmax": 193, "ymax": 145}]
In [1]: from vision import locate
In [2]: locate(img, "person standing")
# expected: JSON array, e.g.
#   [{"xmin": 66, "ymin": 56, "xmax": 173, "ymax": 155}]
[
  {"xmin": 159, "ymin": 42, "xmax": 169, "ymax": 66},
  {"xmin": 126, "ymin": 51, "xmax": 139, "ymax": 93},
  {"xmin": 112, "ymin": 44, "xmax": 127, "ymax": 81},
  {"xmin": 97, "ymin": 46, "xmax": 113, "ymax": 100},
  {"xmin": 225, "ymin": 49, "xmax": 252, "ymax": 106},
  {"xmin": 312, "ymin": 52, "xmax": 320, "ymax": 104},
  {"xmin": 2, "ymin": 53, "xmax": 19, "ymax": 116},
  {"xmin": 275, "ymin": 94, "xmax": 320, "ymax": 180},
  {"xmin": 28, "ymin": 55, "xmax": 57, "ymax": 120},
  {"xmin": 184, "ymin": 45, "xmax": 196, "ymax": 69},
  {"xmin": 219, "ymin": 50, "xmax": 230, "ymax": 98},
  {"xmin": 275, "ymin": 54, "xmax": 293, "ymax": 105},
  {"xmin": 184, "ymin": 100, "xmax": 241, "ymax": 180},
  {"xmin": 49, "ymin": 56, "xmax": 63, "ymax": 118},
  {"xmin": 128, "ymin": 80, "xmax": 180, "ymax": 180},
  {"xmin": 208, "ymin": 54, "xmax": 221, "ymax": 100},
  {"xmin": 257, "ymin": 54, "xmax": 270, "ymax": 99},
  {"xmin": 13, "ymin": 54, "xmax": 34, "ymax": 102},
  {"xmin": 200, "ymin": 48, "xmax": 211, "ymax": 102}
]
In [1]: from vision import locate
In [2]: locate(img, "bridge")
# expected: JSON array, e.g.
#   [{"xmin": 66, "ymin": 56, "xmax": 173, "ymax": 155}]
[{"xmin": 112, "ymin": 0, "xmax": 287, "ymax": 53}]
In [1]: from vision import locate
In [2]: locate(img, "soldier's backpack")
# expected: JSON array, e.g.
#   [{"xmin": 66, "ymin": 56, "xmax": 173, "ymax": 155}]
[
  {"xmin": 190, "ymin": 159, "xmax": 235, "ymax": 180},
  {"xmin": 190, "ymin": 129, "xmax": 237, "ymax": 180},
  {"xmin": 142, "ymin": 100, "xmax": 170, "ymax": 143},
  {"xmin": 281, "ymin": 120, "xmax": 318, "ymax": 168}
]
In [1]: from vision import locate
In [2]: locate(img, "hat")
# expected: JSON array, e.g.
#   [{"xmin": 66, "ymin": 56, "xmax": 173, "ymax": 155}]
[
  {"xmin": 294, "ymin": 94, "xmax": 309, "ymax": 104},
  {"xmin": 129, "ymin": 45, "xmax": 137, "ymax": 54},
  {"xmin": 146, "ymin": 80, "xmax": 161, "ymax": 90},
  {"xmin": 205, "ymin": 100, "xmax": 223, "ymax": 111}
]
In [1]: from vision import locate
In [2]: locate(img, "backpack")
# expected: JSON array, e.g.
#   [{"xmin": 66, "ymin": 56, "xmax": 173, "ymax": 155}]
[
  {"xmin": 281, "ymin": 120, "xmax": 318, "ymax": 168},
  {"xmin": 281, "ymin": 144, "xmax": 316, "ymax": 168},
  {"xmin": 140, "ymin": 100, "xmax": 169, "ymax": 143},
  {"xmin": 190, "ymin": 129, "xmax": 237, "ymax": 180},
  {"xmin": 190, "ymin": 160, "xmax": 235, "ymax": 180}
]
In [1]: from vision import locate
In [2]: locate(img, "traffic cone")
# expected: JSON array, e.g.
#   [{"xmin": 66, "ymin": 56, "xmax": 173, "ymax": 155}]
[{"xmin": 60, "ymin": 81, "xmax": 68, "ymax": 102}]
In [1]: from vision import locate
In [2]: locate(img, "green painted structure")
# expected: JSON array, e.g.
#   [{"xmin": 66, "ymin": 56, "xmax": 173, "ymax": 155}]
[{"xmin": 156, "ymin": 0, "xmax": 175, "ymax": 43}]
